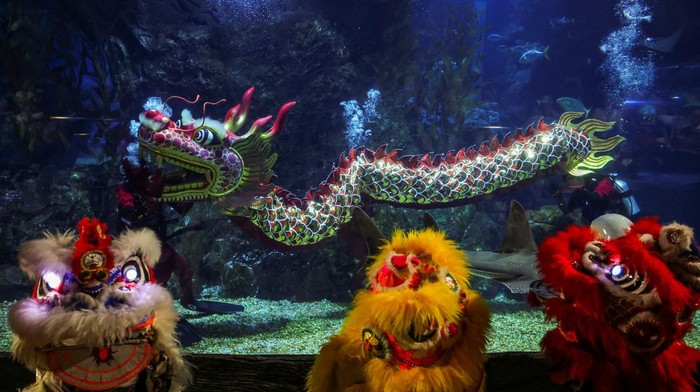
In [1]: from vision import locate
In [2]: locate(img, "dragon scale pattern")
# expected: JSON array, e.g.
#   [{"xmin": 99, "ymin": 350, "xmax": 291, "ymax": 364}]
[
  {"xmin": 134, "ymin": 87, "xmax": 621, "ymax": 248},
  {"xmin": 235, "ymin": 114, "xmax": 616, "ymax": 246}
]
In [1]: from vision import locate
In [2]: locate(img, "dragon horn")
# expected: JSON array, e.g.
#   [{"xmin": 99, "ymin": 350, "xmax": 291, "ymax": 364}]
[
  {"xmin": 224, "ymin": 104, "xmax": 241, "ymax": 133},
  {"xmin": 224, "ymin": 87, "xmax": 255, "ymax": 134},
  {"xmin": 263, "ymin": 101, "xmax": 296, "ymax": 140},
  {"xmin": 248, "ymin": 116, "xmax": 273, "ymax": 135}
]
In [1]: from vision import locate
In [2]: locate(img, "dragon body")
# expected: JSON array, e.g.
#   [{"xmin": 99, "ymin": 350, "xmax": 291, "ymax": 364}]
[{"xmin": 135, "ymin": 88, "xmax": 623, "ymax": 247}]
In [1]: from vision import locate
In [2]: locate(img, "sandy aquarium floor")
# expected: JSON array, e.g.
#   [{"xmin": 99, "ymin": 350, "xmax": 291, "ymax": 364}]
[{"xmin": 2, "ymin": 296, "xmax": 700, "ymax": 355}]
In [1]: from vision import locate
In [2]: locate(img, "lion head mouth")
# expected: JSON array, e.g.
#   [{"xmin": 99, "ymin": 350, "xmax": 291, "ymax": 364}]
[
  {"xmin": 408, "ymin": 319, "xmax": 438, "ymax": 343},
  {"xmin": 619, "ymin": 311, "xmax": 669, "ymax": 353}
]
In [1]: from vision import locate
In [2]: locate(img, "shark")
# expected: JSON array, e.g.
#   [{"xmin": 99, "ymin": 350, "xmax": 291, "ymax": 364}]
[
  {"xmin": 465, "ymin": 200, "xmax": 541, "ymax": 294},
  {"xmin": 354, "ymin": 199, "xmax": 542, "ymax": 294}
]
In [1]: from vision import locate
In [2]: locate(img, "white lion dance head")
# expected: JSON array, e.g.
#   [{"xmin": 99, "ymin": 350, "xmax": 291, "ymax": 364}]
[{"xmin": 8, "ymin": 217, "xmax": 191, "ymax": 391}]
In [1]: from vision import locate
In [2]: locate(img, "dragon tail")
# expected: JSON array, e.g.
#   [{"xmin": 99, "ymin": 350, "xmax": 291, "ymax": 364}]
[{"xmin": 561, "ymin": 112, "xmax": 624, "ymax": 177}]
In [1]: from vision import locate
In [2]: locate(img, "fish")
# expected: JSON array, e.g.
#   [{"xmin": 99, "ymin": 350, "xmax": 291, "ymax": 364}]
[
  {"xmin": 623, "ymin": 8, "xmax": 652, "ymax": 22},
  {"xmin": 510, "ymin": 45, "xmax": 528, "ymax": 54},
  {"xmin": 556, "ymin": 97, "xmax": 591, "ymax": 117},
  {"xmin": 487, "ymin": 33, "xmax": 505, "ymax": 42},
  {"xmin": 465, "ymin": 200, "xmax": 541, "ymax": 294},
  {"xmin": 549, "ymin": 16, "xmax": 575, "ymax": 29},
  {"xmin": 496, "ymin": 44, "xmax": 511, "ymax": 53},
  {"xmin": 519, "ymin": 46, "xmax": 550, "ymax": 64},
  {"xmin": 644, "ymin": 28, "xmax": 684, "ymax": 53}
]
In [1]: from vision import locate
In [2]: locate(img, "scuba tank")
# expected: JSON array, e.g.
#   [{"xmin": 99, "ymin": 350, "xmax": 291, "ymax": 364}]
[{"xmin": 610, "ymin": 174, "xmax": 641, "ymax": 218}]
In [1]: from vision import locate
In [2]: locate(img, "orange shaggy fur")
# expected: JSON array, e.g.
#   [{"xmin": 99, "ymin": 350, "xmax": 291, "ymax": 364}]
[{"xmin": 306, "ymin": 229, "xmax": 491, "ymax": 392}]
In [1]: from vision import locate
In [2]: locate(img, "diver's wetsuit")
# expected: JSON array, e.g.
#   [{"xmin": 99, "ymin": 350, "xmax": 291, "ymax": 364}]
[
  {"xmin": 566, "ymin": 175, "xmax": 639, "ymax": 224},
  {"xmin": 569, "ymin": 176, "xmax": 616, "ymax": 223},
  {"xmin": 117, "ymin": 176, "xmax": 196, "ymax": 308}
]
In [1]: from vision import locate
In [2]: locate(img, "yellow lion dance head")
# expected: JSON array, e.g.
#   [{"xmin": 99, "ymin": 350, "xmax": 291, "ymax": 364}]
[{"xmin": 307, "ymin": 229, "xmax": 491, "ymax": 392}]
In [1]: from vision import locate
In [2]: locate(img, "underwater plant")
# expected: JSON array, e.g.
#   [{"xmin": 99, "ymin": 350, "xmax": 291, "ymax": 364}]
[{"xmin": 375, "ymin": 1, "xmax": 485, "ymax": 153}]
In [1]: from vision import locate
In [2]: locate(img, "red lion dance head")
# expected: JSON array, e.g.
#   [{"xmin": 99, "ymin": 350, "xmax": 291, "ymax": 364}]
[{"xmin": 532, "ymin": 214, "xmax": 700, "ymax": 392}]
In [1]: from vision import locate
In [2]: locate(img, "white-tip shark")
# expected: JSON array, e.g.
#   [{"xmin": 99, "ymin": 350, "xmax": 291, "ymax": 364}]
[{"xmin": 465, "ymin": 200, "xmax": 541, "ymax": 294}]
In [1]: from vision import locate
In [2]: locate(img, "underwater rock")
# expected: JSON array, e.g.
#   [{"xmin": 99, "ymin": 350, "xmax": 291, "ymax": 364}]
[
  {"xmin": 222, "ymin": 261, "xmax": 256, "ymax": 298},
  {"xmin": 528, "ymin": 204, "xmax": 571, "ymax": 243},
  {"xmin": 0, "ymin": 166, "xmax": 93, "ymax": 280}
]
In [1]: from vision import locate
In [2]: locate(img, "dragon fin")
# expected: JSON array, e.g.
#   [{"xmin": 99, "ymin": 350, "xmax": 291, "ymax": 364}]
[{"xmin": 218, "ymin": 133, "xmax": 277, "ymax": 213}]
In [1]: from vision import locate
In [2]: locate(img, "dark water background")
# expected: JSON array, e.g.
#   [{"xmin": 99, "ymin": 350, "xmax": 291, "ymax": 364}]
[{"xmin": 1, "ymin": 0, "xmax": 699, "ymax": 353}]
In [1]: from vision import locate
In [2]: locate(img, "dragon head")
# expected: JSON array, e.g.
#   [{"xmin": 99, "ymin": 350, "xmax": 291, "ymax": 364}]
[{"xmin": 134, "ymin": 87, "xmax": 295, "ymax": 203}]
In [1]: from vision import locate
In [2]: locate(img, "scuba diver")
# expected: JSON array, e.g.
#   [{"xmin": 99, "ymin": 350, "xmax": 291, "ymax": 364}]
[
  {"xmin": 551, "ymin": 172, "xmax": 640, "ymax": 224},
  {"xmin": 117, "ymin": 159, "xmax": 244, "ymax": 315}
]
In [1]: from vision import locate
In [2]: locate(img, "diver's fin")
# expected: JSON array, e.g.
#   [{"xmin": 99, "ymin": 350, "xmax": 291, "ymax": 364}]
[
  {"xmin": 190, "ymin": 300, "xmax": 245, "ymax": 314},
  {"xmin": 176, "ymin": 318, "xmax": 202, "ymax": 347},
  {"xmin": 423, "ymin": 212, "xmax": 441, "ymax": 232},
  {"xmin": 498, "ymin": 200, "xmax": 537, "ymax": 253}
]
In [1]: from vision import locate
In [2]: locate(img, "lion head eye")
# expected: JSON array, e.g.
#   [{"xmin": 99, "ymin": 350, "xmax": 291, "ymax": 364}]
[{"xmin": 120, "ymin": 255, "xmax": 151, "ymax": 284}]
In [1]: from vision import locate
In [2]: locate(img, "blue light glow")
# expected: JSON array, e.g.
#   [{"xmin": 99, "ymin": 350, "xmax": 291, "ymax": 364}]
[{"xmin": 610, "ymin": 265, "xmax": 624, "ymax": 279}]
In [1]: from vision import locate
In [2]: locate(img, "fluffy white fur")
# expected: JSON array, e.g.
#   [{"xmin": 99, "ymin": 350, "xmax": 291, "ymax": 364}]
[
  {"xmin": 9, "ymin": 226, "xmax": 190, "ymax": 391},
  {"xmin": 110, "ymin": 228, "xmax": 162, "ymax": 268},
  {"xmin": 17, "ymin": 231, "xmax": 74, "ymax": 279},
  {"xmin": 659, "ymin": 223, "xmax": 694, "ymax": 259}
]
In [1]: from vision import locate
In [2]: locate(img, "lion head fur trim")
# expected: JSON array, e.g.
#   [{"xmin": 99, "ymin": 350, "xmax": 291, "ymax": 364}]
[
  {"xmin": 659, "ymin": 222, "xmax": 694, "ymax": 258},
  {"xmin": 17, "ymin": 231, "xmax": 74, "ymax": 280},
  {"xmin": 110, "ymin": 228, "xmax": 162, "ymax": 268},
  {"xmin": 9, "ymin": 283, "xmax": 191, "ymax": 389}
]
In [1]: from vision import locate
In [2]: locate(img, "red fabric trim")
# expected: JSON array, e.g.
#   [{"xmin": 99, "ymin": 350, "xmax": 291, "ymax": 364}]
[
  {"xmin": 385, "ymin": 333, "xmax": 445, "ymax": 369},
  {"xmin": 117, "ymin": 185, "xmax": 135, "ymax": 208},
  {"xmin": 130, "ymin": 312, "xmax": 155, "ymax": 332}
]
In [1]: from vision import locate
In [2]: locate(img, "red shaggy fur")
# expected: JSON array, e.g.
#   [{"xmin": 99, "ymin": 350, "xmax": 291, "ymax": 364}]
[{"xmin": 535, "ymin": 219, "xmax": 700, "ymax": 392}]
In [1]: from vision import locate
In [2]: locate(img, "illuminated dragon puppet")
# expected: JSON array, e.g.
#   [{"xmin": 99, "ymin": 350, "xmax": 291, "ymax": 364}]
[
  {"xmin": 531, "ymin": 215, "xmax": 700, "ymax": 392},
  {"xmin": 306, "ymin": 229, "xmax": 490, "ymax": 392},
  {"xmin": 8, "ymin": 218, "xmax": 191, "ymax": 392},
  {"xmin": 134, "ymin": 87, "xmax": 624, "ymax": 247}
]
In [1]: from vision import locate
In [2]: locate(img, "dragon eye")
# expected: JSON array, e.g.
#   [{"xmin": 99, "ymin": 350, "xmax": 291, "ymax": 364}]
[{"xmin": 193, "ymin": 128, "xmax": 219, "ymax": 145}]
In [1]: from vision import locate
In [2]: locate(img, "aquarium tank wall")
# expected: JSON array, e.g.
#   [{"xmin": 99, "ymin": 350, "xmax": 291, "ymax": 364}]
[{"xmin": 1, "ymin": 0, "xmax": 700, "ymax": 364}]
